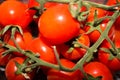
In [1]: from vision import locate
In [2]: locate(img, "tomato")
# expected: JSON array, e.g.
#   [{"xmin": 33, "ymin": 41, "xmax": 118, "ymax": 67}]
[
  {"xmin": 84, "ymin": 21, "xmax": 115, "ymax": 43},
  {"xmin": 28, "ymin": 0, "xmax": 40, "ymax": 8},
  {"xmin": 0, "ymin": 0, "xmax": 32, "ymax": 29},
  {"xmin": 47, "ymin": 58, "xmax": 83, "ymax": 80},
  {"xmin": 56, "ymin": 34, "xmax": 90, "ymax": 61},
  {"xmin": 106, "ymin": 0, "xmax": 120, "ymax": 41},
  {"xmin": 7, "ymin": 31, "xmax": 33, "ymax": 56},
  {"xmin": 98, "ymin": 40, "xmax": 120, "ymax": 72},
  {"xmin": 84, "ymin": 61, "xmax": 113, "ymax": 80},
  {"xmin": 106, "ymin": 0, "xmax": 120, "ymax": 6},
  {"xmin": 38, "ymin": 4, "xmax": 80, "ymax": 45},
  {"xmin": 0, "ymin": 48, "xmax": 15, "ymax": 66},
  {"xmin": 86, "ymin": 7, "xmax": 106, "ymax": 22},
  {"xmin": 28, "ymin": 36, "xmax": 57, "ymax": 64},
  {"xmin": 5, "ymin": 57, "xmax": 35, "ymax": 80}
]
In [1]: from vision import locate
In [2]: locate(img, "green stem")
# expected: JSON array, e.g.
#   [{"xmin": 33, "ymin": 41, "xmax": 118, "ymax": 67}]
[
  {"xmin": 72, "ymin": 10, "xmax": 120, "ymax": 71},
  {"xmin": 47, "ymin": 0, "xmax": 118, "ymax": 10},
  {"xmin": 106, "ymin": 36, "xmax": 118, "ymax": 54}
]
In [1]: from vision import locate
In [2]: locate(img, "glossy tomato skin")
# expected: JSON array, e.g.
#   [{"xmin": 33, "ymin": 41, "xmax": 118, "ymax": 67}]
[
  {"xmin": 47, "ymin": 58, "xmax": 83, "ymax": 80},
  {"xmin": 38, "ymin": 4, "xmax": 80, "ymax": 45},
  {"xmin": 57, "ymin": 34, "xmax": 90, "ymax": 61},
  {"xmin": 98, "ymin": 40, "xmax": 120, "ymax": 72},
  {"xmin": 106, "ymin": 0, "xmax": 120, "ymax": 42},
  {"xmin": 5, "ymin": 57, "xmax": 34, "ymax": 80},
  {"xmin": 0, "ymin": 0, "xmax": 32, "ymax": 29},
  {"xmin": 84, "ymin": 61, "xmax": 113, "ymax": 80},
  {"xmin": 0, "ymin": 48, "xmax": 15, "ymax": 66},
  {"xmin": 84, "ymin": 21, "xmax": 115, "ymax": 43},
  {"xmin": 28, "ymin": 36, "xmax": 57, "ymax": 64},
  {"xmin": 86, "ymin": 7, "xmax": 106, "ymax": 22},
  {"xmin": 7, "ymin": 31, "xmax": 33, "ymax": 56}
]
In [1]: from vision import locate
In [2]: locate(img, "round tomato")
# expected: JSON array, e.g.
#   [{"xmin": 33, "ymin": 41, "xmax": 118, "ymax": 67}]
[
  {"xmin": 38, "ymin": 4, "xmax": 80, "ymax": 45},
  {"xmin": 98, "ymin": 40, "xmax": 120, "ymax": 72},
  {"xmin": 5, "ymin": 57, "xmax": 35, "ymax": 80},
  {"xmin": 86, "ymin": 7, "xmax": 106, "ymax": 22},
  {"xmin": 47, "ymin": 58, "xmax": 83, "ymax": 80},
  {"xmin": 0, "ymin": 48, "xmax": 15, "ymax": 66},
  {"xmin": 84, "ymin": 61, "xmax": 113, "ymax": 80},
  {"xmin": 56, "ymin": 34, "xmax": 90, "ymax": 61},
  {"xmin": 7, "ymin": 31, "xmax": 33, "ymax": 56},
  {"xmin": 0, "ymin": 0, "xmax": 32, "ymax": 29},
  {"xmin": 28, "ymin": 36, "xmax": 57, "ymax": 64},
  {"xmin": 84, "ymin": 20, "xmax": 115, "ymax": 43}
]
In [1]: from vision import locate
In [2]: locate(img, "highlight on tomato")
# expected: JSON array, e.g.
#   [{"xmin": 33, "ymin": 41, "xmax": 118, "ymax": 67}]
[
  {"xmin": 38, "ymin": 4, "xmax": 80, "ymax": 45},
  {"xmin": 84, "ymin": 61, "xmax": 113, "ymax": 80},
  {"xmin": 0, "ymin": 0, "xmax": 32, "ymax": 29},
  {"xmin": 28, "ymin": 36, "xmax": 57, "ymax": 64},
  {"xmin": 5, "ymin": 57, "xmax": 35, "ymax": 80}
]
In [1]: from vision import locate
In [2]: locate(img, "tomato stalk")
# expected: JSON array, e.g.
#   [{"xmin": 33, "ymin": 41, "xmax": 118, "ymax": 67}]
[
  {"xmin": 47, "ymin": 0, "xmax": 119, "ymax": 10},
  {"xmin": 70, "ymin": 10, "xmax": 120, "ymax": 79}
]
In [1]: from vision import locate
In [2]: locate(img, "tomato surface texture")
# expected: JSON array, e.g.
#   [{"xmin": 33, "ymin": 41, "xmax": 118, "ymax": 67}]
[{"xmin": 38, "ymin": 4, "xmax": 80, "ymax": 45}]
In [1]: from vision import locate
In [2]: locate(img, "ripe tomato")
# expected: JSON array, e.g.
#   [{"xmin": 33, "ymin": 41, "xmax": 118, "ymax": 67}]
[
  {"xmin": 0, "ymin": 48, "xmax": 15, "ymax": 66},
  {"xmin": 106, "ymin": 0, "xmax": 120, "ymax": 6},
  {"xmin": 28, "ymin": 0, "xmax": 40, "ymax": 8},
  {"xmin": 5, "ymin": 57, "xmax": 35, "ymax": 80},
  {"xmin": 84, "ymin": 61, "xmax": 113, "ymax": 80},
  {"xmin": 84, "ymin": 21, "xmax": 115, "ymax": 43},
  {"xmin": 98, "ymin": 40, "xmax": 120, "ymax": 72},
  {"xmin": 86, "ymin": 7, "xmax": 106, "ymax": 22},
  {"xmin": 28, "ymin": 36, "xmax": 57, "ymax": 64},
  {"xmin": 7, "ymin": 31, "xmax": 33, "ymax": 56},
  {"xmin": 106, "ymin": 0, "xmax": 120, "ymax": 41},
  {"xmin": 38, "ymin": 4, "xmax": 80, "ymax": 45},
  {"xmin": 47, "ymin": 58, "xmax": 83, "ymax": 80},
  {"xmin": 0, "ymin": 0, "xmax": 32, "ymax": 29},
  {"xmin": 56, "ymin": 34, "xmax": 90, "ymax": 61}
]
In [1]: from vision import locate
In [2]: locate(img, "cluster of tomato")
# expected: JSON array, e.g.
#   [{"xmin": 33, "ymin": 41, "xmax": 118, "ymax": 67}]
[{"xmin": 0, "ymin": 0, "xmax": 120, "ymax": 80}]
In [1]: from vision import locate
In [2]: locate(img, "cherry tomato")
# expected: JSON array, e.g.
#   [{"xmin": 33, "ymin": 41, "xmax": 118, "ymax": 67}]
[
  {"xmin": 0, "ymin": 48, "xmax": 15, "ymax": 66},
  {"xmin": 7, "ymin": 31, "xmax": 33, "ymax": 56},
  {"xmin": 84, "ymin": 21, "xmax": 115, "ymax": 43},
  {"xmin": 47, "ymin": 58, "xmax": 83, "ymax": 80},
  {"xmin": 28, "ymin": 0, "xmax": 40, "ymax": 8},
  {"xmin": 57, "ymin": 34, "xmax": 90, "ymax": 61},
  {"xmin": 98, "ymin": 40, "xmax": 120, "ymax": 72},
  {"xmin": 38, "ymin": 4, "xmax": 80, "ymax": 45},
  {"xmin": 5, "ymin": 57, "xmax": 34, "ymax": 80},
  {"xmin": 106, "ymin": 0, "xmax": 120, "ymax": 41},
  {"xmin": 28, "ymin": 36, "xmax": 57, "ymax": 64},
  {"xmin": 84, "ymin": 61, "xmax": 113, "ymax": 80},
  {"xmin": 0, "ymin": 0, "xmax": 32, "ymax": 29},
  {"xmin": 86, "ymin": 7, "xmax": 106, "ymax": 22}
]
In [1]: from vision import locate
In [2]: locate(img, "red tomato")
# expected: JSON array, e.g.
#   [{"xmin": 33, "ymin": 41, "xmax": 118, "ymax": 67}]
[
  {"xmin": 106, "ymin": 0, "xmax": 120, "ymax": 6},
  {"xmin": 86, "ymin": 7, "xmax": 106, "ymax": 22},
  {"xmin": 98, "ymin": 40, "xmax": 120, "ymax": 72},
  {"xmin": 106, "ymin": 0, "xmax": 120, "ymax": 41},
  {"xmin": 5, "ymin": 57, "xmax": 35, "ymax": 80},
  {"xmin": 38, "ymin": 4, "xmax": 80, "ymax": 45},
  {"xmin": 47, "ymin": 58, "xmax": 83, "ymax": 80},
  {"xmin": 84, "ymin": 21, "xmax": 115, "ymax": 43},
  {"xmin": 57, "ymin": 34, "xmax": 90, "ymax": 61},
  {"xmin": 7, "ymin": 31, "xmax": 33, "ymax": 56},
  {"xmin": 0, "ymin": 48, "xmax": 15, "ymax": 66},
  {"xmin": 28, "ymin": 36, "xmax": 57, "ymax": 64},
  {"xmin": 28, "ymin": 0, "xmax": 40, "ymax": 8},
  {"xmin": 0, "ymin": 0, "xmax": 32, "ymax": 29},
  {"xmin": 84, "ymin": 61, "xmax": 113, "ymax": 80}
]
